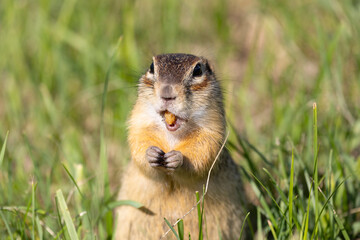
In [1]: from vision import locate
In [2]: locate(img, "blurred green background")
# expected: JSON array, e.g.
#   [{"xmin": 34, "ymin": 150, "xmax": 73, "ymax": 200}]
[{"xmin": 0, "ymin": 0, "xmax": 359, "ymax": 239}]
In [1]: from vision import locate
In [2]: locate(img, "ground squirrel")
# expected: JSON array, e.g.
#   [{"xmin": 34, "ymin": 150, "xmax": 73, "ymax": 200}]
[{"xmin": 115, "ymin": 53, "xmax": 245, "ymax": 239}]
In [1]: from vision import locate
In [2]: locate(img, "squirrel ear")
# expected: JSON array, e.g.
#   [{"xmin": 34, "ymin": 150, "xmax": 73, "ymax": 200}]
[{"xmin": 205, "ymin": 60, "xmax": 214, "ymax": 74}]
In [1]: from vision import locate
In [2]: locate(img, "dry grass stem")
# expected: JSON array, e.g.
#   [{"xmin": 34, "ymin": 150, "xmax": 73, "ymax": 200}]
[{"xmin": 160, "ymin": 131, "xmax": 230, "ymax": 239}]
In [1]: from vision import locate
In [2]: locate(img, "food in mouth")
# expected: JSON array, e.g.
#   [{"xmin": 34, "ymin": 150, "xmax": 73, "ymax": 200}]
[
  {"xmin": 163, "ymin": 111, "xmax": 181, "ymax": 131},
  {"xmin": 164, "ymin": 111, "xmax": 176, "ymax": 125}
]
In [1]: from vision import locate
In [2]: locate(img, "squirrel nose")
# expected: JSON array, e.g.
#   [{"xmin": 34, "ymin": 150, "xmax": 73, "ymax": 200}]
[{"xmin": 160, "ymin": 85, "xmax": 176, "ymax": 101}]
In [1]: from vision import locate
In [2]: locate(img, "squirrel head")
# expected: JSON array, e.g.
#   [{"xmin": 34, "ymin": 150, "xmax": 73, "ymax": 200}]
[{"xmin": 137, "ymin": 53, "xmax": 225, "ymax": 135}]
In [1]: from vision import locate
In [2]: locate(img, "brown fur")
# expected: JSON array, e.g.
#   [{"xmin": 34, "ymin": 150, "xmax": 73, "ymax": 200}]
[
  {"xmin": 142, "ymin": 77, "xmax": 154, "ymax": 87},
  {"xmin": 191, "ymin": 76, "xmax": 210, "ymax": 91},
  {"xmin": 115, "ymin": 54, "xmax": 245, "ymax": 239}
]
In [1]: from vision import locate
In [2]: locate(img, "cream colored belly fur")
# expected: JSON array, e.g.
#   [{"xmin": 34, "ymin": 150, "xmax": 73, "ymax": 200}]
[{"xmin": 115, "ymin": 161, "xmax": 243, "ymax": 240}]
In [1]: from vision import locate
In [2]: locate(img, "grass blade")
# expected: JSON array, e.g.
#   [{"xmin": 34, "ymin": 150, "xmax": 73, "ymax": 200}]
[
  {"xmin": 195, "ymin": 191, "xmax": 204, "ymax": 240},
  {"xmin": 36, "ymin": 215, "xmax": 43, "ymax": 240},
  {"xmin": 0, "ymin": 131, "xmax": 9, "ymax": 168},
  {"xmin": 302, "ymin": 183, "xmax": 313, "ymax": 240},
  {"xmin": 96, "ymin": 39, "xmax": 121, "ymax": 237},
  {"xmin": 56, "ymin": 189, "xmax": 79, "ymax": 240},
  {"xmin": 312, "ymin": 102, "xmax": 319, "ymax": 238},
  {"xmin": 268, "ymin": 220, "xmax": 278, "ymax": 240},
  {"xmin": 62, "ymin": 163, "xmax": 83, "ymax": 198},
  {"xmin": 177, "ymin": 219, "xmax": 184, "ymax": 240},
  {"xmin": 328, "ymin": 149, "xmax": 334, "ymax": 238},
  {"xmin": 288, "ymin": 149, "xmax": 294, "ymax": 233},
  {"xmin": 249, "ymin": 171, "xmax": 284, "ymax": 229},
  {"xmin": 238, "ymin": 212, "xmax": 250, "ymax": 240},
  {"xmin": 98, "ymin": 37, "xmax": 122, "ymax": 201},
  {"xmin": 200, "ymin": 186, "xmax": 206, "ymax": 240},
  {"xmin": 229, "ymin": 124, "xmax": 257, "ymax": 174},
  {"xmin": 241, "ymin": 136, "xmax": 272, "ymax": 166},
  {"xmin": 0, "ymin": 210, "xmax": 13, "ymax": 240},
  {"xmin": 256, "ymin": 208, "xmax": 263, "ymax": 240},
  {"xmin": 311, "ymin": 178, "xmax": 349, "ymax": 240},
  {"xmin": 102, "ymin": 200, "xmax": 143, "ymax": 216},
  {"xmin": 164, "ymin": 217, "xmax": 180, "ymax": 240},
  {"xmin": 32, "ymin": 180, "xmax": 37, "ymax": 240},
  {"xmin": 23, "ymin": 196, "xmax": 32, "ymax": 231},
  {"xmin": 106, "ymin": 200, "xmax": 143, "ymax": 209},
  {"xmin": 55, "ymin": 196, "xmax": 65, "ymax": 239},
  {"xmin": 333, "ymin": 209, "xmax": 350, "ymax": 240},
  {"xmin": 263, "ymin": 168, "xmax": 288, "ymax": 203}
]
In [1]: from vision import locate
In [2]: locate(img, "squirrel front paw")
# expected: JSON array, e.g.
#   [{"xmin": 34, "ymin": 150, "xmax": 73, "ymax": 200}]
[
  {"xmin": 163, "ymin": 150, "xmax": 183, "ymax": 171},
  {"xmin": 146, "ymin": 146, "xmax": 183, "ymax": 172},
  {"xmin": 146, "ymin": 146, "xmax": 165, "ymax": 168}
]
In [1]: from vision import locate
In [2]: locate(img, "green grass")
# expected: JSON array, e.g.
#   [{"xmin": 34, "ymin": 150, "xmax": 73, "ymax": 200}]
[{"xmin": 0, "ymin": 0, "xmax": 359, "ymax": 239}]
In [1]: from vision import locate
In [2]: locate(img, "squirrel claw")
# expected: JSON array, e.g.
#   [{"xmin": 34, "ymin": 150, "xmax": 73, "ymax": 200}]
[
  {"xmin": 146, "ymin": 147, "xmax": 183, "ymax": 172},
  {"xmin": 163, "ymin": 150, "xmax": 183, "ymax": 171},
  {"xmin": 146, "ymin": 146, "xmax": 165, "ymax": 165}
]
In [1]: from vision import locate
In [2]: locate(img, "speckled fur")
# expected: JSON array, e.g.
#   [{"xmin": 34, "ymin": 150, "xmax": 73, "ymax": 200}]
[{"xmin": 115, "ymin": 54, "xmax": 245, "ymax": 240}]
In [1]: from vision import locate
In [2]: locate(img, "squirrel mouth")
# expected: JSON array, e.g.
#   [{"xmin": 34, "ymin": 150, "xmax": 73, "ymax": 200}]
[
  {"xmin": 166, "ymin": 119, "xmax": 181, "ymax": 131},
  {"xmin": 161, "ymin": 111, "xmax": 182, "ymax": 132}
]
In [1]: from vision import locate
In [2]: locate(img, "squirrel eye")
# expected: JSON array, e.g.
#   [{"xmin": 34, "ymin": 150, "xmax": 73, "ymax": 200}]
[
  {"xmin": 192, "ymin": 63, "xmax": 202, "ymax": 77},
  {"xmin": 149, "ymin": 62, "xmax": 154, "ymax": 74}
]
